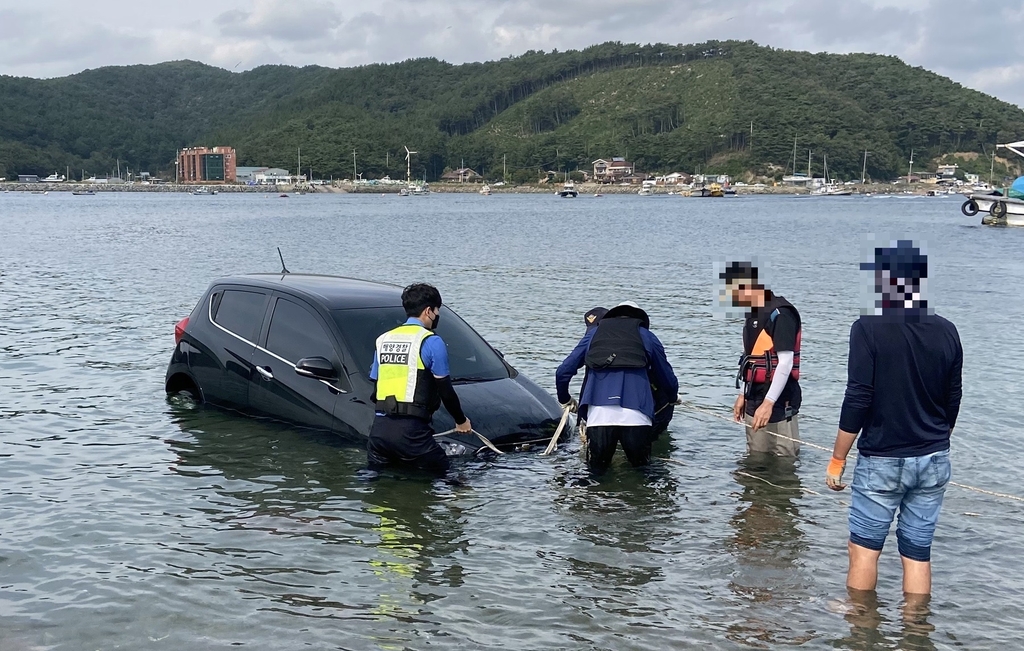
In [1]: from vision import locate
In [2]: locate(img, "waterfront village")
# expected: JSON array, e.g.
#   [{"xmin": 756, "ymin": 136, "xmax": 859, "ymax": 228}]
[{"xmin": 1, "ymin": 145, "xmax": 1002, "ymax": 196}]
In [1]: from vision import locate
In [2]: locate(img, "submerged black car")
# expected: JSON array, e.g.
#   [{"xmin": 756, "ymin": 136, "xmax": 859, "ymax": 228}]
[{"xmin": 165, "ymin": 273, "xmax": 564, "ymax": 453}]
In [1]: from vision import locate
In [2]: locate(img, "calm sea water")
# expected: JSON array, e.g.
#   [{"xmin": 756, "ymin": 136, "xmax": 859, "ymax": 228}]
[{"xmin": 1, "ymin": 191, "xmax": 1022, "ymax": 650}]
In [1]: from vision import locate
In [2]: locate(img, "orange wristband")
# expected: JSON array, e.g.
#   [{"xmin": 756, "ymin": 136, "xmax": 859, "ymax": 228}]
[{"xmin": 828, "ymin": 457, "xmax": 846, "ymax": 475}]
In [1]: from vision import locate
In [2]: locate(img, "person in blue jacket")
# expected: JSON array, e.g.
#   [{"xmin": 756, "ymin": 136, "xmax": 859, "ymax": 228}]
[{"xmin": 556, "ymin": 301, "xmax": 679, "ymax": 471}]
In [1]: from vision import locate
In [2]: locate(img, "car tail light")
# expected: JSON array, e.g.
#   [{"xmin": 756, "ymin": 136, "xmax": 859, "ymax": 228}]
[{"xmin": 174, "ymin": 317, "xmax": 190, "ymax": 345}]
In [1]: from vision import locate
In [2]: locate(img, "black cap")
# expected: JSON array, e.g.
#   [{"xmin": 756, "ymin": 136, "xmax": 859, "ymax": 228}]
[
  {"xmin": 584, "ymin": 307, "xmax": 608, "ymax": 328},
  {"xmin": 860, "ymin": 240, "xmax": 927, "ymax": 280},
  {"xmin": 720, "ymin": 260, "xmax": 758, "ymax": 285}
]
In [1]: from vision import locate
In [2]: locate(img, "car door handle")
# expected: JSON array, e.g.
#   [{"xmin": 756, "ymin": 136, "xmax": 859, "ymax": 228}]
[{"xmin": 256, "ymin": 365, "xmax": 274, "ymax": 380}]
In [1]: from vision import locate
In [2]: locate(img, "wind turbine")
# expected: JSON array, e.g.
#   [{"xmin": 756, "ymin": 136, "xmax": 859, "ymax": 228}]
[{"xmin": 404, "ymin": 146, "xmax": 417, "ymax": 183}]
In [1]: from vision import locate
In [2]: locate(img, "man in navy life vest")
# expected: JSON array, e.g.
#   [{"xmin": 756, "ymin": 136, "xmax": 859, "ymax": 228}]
[
  {"xmin": 722, "ymin": 261, "xmax": 803, "ymax": 456},
  {"xmin": 555, "ymin": 301, "xmax": 678, "ymax": 472}
]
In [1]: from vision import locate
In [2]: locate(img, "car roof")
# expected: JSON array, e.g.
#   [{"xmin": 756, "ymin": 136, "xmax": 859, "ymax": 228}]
[{"xmin": 214, "ymin": 273, "xmax": 404, "ymax": 309}]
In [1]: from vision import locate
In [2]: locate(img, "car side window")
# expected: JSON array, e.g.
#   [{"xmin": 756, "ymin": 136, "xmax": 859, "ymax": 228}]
[
  {"xmin": 266, "ymin": 298, "xmax": 338, "ymax": 366},
  {"xmin": 211, "ymin": 289, "xmax": 267, "ymax": 342}
]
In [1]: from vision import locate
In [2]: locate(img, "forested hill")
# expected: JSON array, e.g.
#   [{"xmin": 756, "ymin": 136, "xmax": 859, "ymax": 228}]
[{"xmin": 3, "ymin": 40, "xmax": 1023, "ymax": 182}]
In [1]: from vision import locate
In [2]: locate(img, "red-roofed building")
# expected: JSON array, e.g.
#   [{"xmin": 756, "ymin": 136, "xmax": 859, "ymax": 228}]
[{"xmin": 592, "ymin": 157, "xmax": 635, "ymax": 183}]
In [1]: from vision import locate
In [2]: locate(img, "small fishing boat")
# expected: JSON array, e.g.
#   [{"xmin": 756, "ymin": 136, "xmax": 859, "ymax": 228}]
[
  {"xmin": 399, "ymin": 187, "xmax": 410, "ymax": 197},
  {"xmin": 479, "ymin": 184, "xmax": 491, "ymax": 195},
  {"xmin": 698, "ymin": 183, "xmax": 724, "ymax": 197},
  {"xmin": 557, "ymin": 180, "xmax": 578, "ymax": 198},
  {"xmin": 43, "ymin": 172, "xmax": 66, "ymax": 183},
  {"xmin": 72, "ymin": 190, "xmax": 95, "ymax": 196},
  {"xmin": 192, "ymin": 186, "xmax": 217, "ymax": 196},
  {"xmin": 279, "ymin": 193, "xmax": 289, "ymax": 198}
]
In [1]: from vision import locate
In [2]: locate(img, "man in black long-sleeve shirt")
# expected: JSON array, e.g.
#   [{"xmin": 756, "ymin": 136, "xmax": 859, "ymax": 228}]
[{"xmin": 826, "ymin": 241, "xmax": 962, "ymax": 597}]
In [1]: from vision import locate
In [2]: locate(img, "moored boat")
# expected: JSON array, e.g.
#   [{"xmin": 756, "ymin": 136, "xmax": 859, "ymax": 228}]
[
  {"xmin": 557, "ymin": 180, "xmax": 578, "ymax": 198},
  {"xmin": 480, "ymin": 184, "xmax": 491, "ymax": 195}
]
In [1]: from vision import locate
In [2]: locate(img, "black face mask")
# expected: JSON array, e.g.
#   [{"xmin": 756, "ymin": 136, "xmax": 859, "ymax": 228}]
[{"xmin": 430, "ymin": 308, "xmax": 441, "ymax": 330}]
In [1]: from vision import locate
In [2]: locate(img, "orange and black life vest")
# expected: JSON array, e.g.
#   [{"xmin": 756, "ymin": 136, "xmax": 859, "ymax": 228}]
[{"xmin": 736, "ymin": 297, "xmax": 801, "ymax": 389}]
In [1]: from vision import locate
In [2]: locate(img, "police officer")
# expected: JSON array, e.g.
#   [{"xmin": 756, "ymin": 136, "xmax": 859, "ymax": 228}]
[
  {"xmin": 556, "ymin": 301, "xmax": 678, "ymax": 471},
  {"xmin": 722, "ymin": 261, "xmax": 802, "ymax": 456},
  {"xmin": 367, "ymin": 283, "xmax": 472, "ymax": 474}
]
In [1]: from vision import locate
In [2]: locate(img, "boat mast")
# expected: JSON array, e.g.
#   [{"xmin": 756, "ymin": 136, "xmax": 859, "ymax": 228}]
[
  {"xmin": 862, "ymin": 150, "xmax": 869, "ymax": 184},
  {"xmin": 791, "ymin": 136, "xmax": 797, "ymax": 175},
  {"xmin": 807, "ymin": 150, "xmax": 812, "ymax": 179}
]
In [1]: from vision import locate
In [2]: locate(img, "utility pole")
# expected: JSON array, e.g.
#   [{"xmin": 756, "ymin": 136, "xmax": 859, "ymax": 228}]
[
  {"xmin": 908, "ymin": 148, "xmax": 915, "ymax": 183},
  {"xmin": 353, "ymin": 149, "xmax": 357, "ymax": 181},
  {"xmin": 807, "ymin": 150, "xmax": 812, "ymax": 178},
  {"xmin": 862, "ymin": 150, "xmax": 870, "ymax": 184},
  {"xmin": 503, "ymin": 154, "xmax": 507, "ymax": 181},
  {"xmin": 990, "ymin": 149, "xmax": 996, "ymax": 186},
  {"xmin": 749, "ymin": 121, "xmax": 753, "ymax": 152}
]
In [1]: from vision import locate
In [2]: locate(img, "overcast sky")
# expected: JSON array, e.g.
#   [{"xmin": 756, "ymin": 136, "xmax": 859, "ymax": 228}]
[{"xmin": 3, "ymin": 0, "xmax": 1022, "ymax": 107}]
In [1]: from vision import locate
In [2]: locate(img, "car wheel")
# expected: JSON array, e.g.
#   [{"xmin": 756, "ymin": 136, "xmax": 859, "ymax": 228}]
[{"xmin": 166, "ymin": 373, "xmax": 203, "ymax": 407}]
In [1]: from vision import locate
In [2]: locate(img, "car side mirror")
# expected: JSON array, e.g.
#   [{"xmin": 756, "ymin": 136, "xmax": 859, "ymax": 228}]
[{"xmin": 295, "ymin": 356, "xmax": 337, "ymax": 380}]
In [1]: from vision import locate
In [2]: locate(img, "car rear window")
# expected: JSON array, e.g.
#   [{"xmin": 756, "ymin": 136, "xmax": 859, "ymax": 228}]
[
  {"xmin": 210, "ymin": 289, "xmax": 267, "ymax": 342},
  {"xmin": 332, "ymin": 306, "xmax": 510, "ymax": 382}
]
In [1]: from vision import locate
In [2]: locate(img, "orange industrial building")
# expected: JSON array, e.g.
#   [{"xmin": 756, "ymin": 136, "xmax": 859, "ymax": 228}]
[{"xmin": 177, "ymin": 146, "xmax": 237, "ymax": 184}]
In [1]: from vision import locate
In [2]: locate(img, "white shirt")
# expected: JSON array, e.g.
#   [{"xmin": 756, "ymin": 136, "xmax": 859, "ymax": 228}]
[{"xmin": 586, "ymin": 405, "xmax": 652, "ymax": 427}]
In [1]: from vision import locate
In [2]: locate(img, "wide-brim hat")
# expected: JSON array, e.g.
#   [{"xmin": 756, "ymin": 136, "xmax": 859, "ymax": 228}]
[{"xmin": 602, "ymin": 301, "xmax": 650, "ymax": 329}]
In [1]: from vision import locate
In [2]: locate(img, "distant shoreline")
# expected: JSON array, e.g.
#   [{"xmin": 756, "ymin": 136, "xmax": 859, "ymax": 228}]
[{"xmin": 1, "ymin": 181, "xmax": 958, "ymax": 196}]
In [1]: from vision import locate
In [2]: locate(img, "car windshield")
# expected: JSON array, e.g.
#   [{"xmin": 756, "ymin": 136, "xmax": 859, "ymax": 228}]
[{"xmin": 332, "ymin": 306, "xmax": 510, "ymax": 382}]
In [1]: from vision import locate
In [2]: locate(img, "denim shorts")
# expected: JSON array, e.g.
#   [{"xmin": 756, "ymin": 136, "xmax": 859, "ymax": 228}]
[{"xmin": 848, "ymin": 449, "xmax": 951, "ymax": 562}]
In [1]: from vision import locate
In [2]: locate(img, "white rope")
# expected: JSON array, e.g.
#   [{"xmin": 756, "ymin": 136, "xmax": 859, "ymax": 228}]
[
  {"xmin": 433, "ymin": 427, "xmax": 505, "ymax": 455},
  {"xmin": 542, "ymin": 405, "xmax": 572, "ymax": 455},
  {"xmin": 678, "ymin": 401, "xmax": 1024, "ymax": 504}
]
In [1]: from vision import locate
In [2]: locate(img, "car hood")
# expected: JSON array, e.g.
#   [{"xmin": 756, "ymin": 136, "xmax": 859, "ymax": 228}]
[{"xmin": 430, "ymin": 375, "xmax": 565, "ymax": 453}]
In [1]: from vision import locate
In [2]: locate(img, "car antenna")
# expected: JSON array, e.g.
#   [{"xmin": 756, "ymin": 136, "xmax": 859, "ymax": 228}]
[{"xmin": 277, "ymin": 247, "xmax": 290, "ymax": 274}]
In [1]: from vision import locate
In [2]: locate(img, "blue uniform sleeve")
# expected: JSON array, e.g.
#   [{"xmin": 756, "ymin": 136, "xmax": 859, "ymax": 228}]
[
  {"xmin": 839, "ymin": 319, "xmax": 875, "ymax": 433},
  {"xmin": 556, "ymin": 331, "xmax": 593, "ymax": 404},
  {"xmin": 644, "ymin": 331, "xmax": 679, "ymax": 401},
  {"xmin": 421, "ymin": 334, "xmax": 451, "ymax": 378},
  {"xmin": 369, "ymin": 353, "xmax": 379, "ymax": 381}
]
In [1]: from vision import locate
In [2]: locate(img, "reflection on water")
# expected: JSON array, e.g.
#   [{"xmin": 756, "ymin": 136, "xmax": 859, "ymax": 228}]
[
  {"xmin": 166, "ymin": 399, "xmax": 470, "ymax": 645},
  {"xmin": 725, "ymin": 454, "xmax": 815, "ymax": 647},
  {"xmin": 836, "ymin": 590, "xmax": 937, "ymax": 651}
]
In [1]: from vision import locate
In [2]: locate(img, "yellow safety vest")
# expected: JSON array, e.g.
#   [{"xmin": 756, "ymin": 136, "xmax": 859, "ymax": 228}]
[{"xmin": 375, "ymin": 324, "xmax": 437, "ymax": 418}]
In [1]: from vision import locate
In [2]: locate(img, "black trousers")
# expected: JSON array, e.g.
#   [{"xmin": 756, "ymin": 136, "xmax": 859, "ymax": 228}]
[
  {"xmin": 586, "ymin": 425, "xmax": 655, "ymax": 471},
  {"xmin": 367, "ymin": 415, "xmax": 450, "ymax": 474}
]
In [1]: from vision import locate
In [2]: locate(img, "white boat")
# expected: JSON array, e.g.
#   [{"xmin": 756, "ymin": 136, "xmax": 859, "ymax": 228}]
[
  {"xmin": 637, "ymin": 187, "xmax": 653, "ymax": 196},
  {"xmin": 961, "ymin": 193, "xmax": 1024, "ymax": 226},
  {"xmin": 811, "ymin": 155, "xmax": 852, "ymax": 195},
  {"xmin": 963, "ymin": 140, "xmax": 1024, "ymax": 226},
  {"xmin": 399, "ymin": 187, "xmax": 410, "ymax": 197},
  {"xmin": 191, "ymin": 187, "xmax": 218, "ymax": 196},
  {"xmin": 411, "ymin": 184, "xmax": 429, "ymax": 196},
  {"xmin": 557, "ymin": 180, "xmax": 578, "ymax": 198},
  {"xmin": 479, "ymin": 184, "xmax": 491, "ymax": 195},
  {"xmin": 43, "ymin": 172, "xmax": 65, "ymax": 183}
]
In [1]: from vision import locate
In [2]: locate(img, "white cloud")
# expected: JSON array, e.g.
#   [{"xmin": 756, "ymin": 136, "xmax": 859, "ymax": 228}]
[{"xmin": 0, "ymin": 0, "xmax": 1021, "ymax": 107}]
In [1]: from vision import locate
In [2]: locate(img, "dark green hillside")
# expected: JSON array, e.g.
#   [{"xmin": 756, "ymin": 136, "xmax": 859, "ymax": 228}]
[{"xmin": 1, "ymin": 41, "xmax": 1022, "ymax": 182}]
